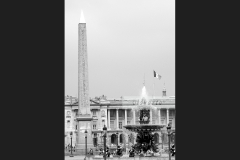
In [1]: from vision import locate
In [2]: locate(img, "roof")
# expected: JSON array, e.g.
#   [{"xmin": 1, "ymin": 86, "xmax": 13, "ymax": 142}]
[{"xmin": 65, "ymin": 96, "xmax": 175, "ymax": 107}]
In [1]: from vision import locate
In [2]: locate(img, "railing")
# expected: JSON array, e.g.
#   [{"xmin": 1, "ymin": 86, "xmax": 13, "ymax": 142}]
[{"xmin": 64, "ymin": 147, "xmax": 98, "ymax": 156}]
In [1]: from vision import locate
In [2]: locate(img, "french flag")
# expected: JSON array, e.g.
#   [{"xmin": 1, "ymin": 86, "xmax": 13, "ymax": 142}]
[{"xmin": 153, "ymin": 70, "xmax": 161, "ymax": 80}]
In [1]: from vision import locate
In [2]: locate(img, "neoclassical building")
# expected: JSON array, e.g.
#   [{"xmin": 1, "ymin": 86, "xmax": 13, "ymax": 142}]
[{"xmin": 65, "ymin": 89, "xmax": 175, "ymax": 150}]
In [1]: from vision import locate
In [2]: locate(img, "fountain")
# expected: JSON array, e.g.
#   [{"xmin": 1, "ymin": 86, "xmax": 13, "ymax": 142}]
[{"xmin": 123, "ymin": 85, "xmax": 165, "ymax": 157}]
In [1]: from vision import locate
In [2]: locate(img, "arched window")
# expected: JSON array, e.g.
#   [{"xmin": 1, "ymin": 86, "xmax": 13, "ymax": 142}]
[
  {"xmin": 111, "ymin": 134, "xmax": 117, "ymax": 145},
  {"xmin": 153, "ymin": 133, "xmax": 159, "ymax": 144},
  {"xmin": 120, "ymin": 134, "xmax": 123, "ymax": 143}
]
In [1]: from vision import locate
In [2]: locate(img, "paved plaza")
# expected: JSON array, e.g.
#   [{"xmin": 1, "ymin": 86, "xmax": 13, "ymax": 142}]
[
  {"xmin": 65, "ymin": 154, "xmax": 175, "ymax": 160},
  {"xmin": 65, "ymin": 156, "xmax": 85, "ymax": 160}
]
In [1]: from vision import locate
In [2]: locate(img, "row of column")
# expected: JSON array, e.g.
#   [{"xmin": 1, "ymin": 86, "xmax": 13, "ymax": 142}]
[
  {"xmin": 107, "ymin": 108, "xmax": 172, "ymax": 129},
  {"xmin": 107, "ymin": 109, "xmax": 133, "ymax": 129},
  {"xmin": 158, "ymin": 108, "xmax": 170, "ymax": 125}
]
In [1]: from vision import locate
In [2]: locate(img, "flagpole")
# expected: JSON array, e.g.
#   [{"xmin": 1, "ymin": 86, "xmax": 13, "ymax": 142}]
[
  {"xmin": 152, "ymin": 72, "xmax": 153, "ymax": 99},
  {"xmin": 153, "ymin": 70, "xmax": 155, "ymax": 99},
  {"xmin": 153, "ymin": 77, "xmax": 155, "ymax": 99}
]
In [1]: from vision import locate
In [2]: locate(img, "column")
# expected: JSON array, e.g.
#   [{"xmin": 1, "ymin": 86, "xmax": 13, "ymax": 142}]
[
  {"xmin": 105, "ymin": 119, "xmax": 107, "ymax": 128},
  {"xmin": 166, "ymin": 109, "xmax": 169, "ymax": 125},
  {"xmin": 133, "ymin": 110, "xmax": 135, "ymax": 125},
  {"xmin": 172, "ymin": 110, "xmax": 175, "ymax": 128},
  {"xmin": 118, "ymin": 134, "xmax": 120, "ymax": 144},
  {"xmin": 116, "ymin": 109, "xmax": 119, "ymax": 129},
  {"xmin": 108, "ymin": 109, "xmax": 110, "ymax": 130},
  {"xmin": 125, "ymin": 109, "xmax": 127, "ymax": 126},
  {"xmin": 108, "ymin": 134, "xmax": 111, "ymax": 146},
  {"xmin": 98, "ymin": 109, "xmax": 102, "ymax": 130},
  {"xmin": 158, "ymin": 109, "xmax": 161, "ymax": 124},
  {"xmin": 133, "ymin": 133, "xmax": 136, "ymax": 144},
  {"xmin": 150, "ymin": 109, "xmax": 152, "ymax": 124}
]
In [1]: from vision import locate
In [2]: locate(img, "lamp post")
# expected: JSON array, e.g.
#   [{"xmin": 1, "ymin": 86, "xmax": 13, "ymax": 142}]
[
  {"xmin": 116, "ymin": 132, "xmax": 119, "ymax": 147},
  {"xmin": 170, "ymin": 131, "xmax": 175, "ymax": 156},
  {"xmin": 70, "ymin": 132, "xmax": 74, "ymax": 157},
  {"xmin": 161, "ymin": 132, "xmax": 164, "ymax": 149},
  {"xmin": 85, "ymin": 130, "xmax": 88, "ymax": 160},
  {"xmin": 167, "ymin": 124, "xmax": 171, "ymax": 160},
  {"xmin": 103, "ymin": 125, "xmax": 107, "ymax": 160},
  {"xmin": 116, "ymin": 132, "xmax": 119, "ymax": 154}
]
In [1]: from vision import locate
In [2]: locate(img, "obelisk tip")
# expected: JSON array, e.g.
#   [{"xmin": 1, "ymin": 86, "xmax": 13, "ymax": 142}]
[{"xmin": 80, "ymin": 10, "xmax": 86, "ymax": 23}]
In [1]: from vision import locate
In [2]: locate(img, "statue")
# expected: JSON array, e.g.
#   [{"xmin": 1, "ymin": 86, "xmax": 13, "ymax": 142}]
[
  {"xmin": 140, "ymin": 109, "xmax": 150, "ymax": 124},
  {"xmin": 142, "ymin": 114, "xmax": 148, "ymax": 121},
  {"xmin": 129, "ymin": 146, "xmax": 135, "ymax": 157},
  {"xmin": 116, "ymin": 145, "xmax": 123, "ymax": 156},
  {"xmin": 106, "ymin": 146, "xmax": 110, "ymax": 157}
]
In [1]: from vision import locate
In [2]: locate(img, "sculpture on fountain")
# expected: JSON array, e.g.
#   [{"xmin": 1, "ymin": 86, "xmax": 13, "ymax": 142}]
[
  {"xmin": 129, "ymin": 145, "xmax": 135, "ymax": 157},
  {"xmin": 116, "ymin": 145, "xmax": 123, "ymax": 156}
]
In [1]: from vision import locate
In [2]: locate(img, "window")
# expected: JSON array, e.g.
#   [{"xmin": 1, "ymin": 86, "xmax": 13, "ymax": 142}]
[
  {"xmin": 120, "ymin": 134, "xmax": 123, "ymax": 143},
  {"xmin": 119, "ymin": 122, "xmax": 122, "ymax": 129},
  {"xmin": 67, "ymin": 120, "xmax": 70, "ymax": 128},
  {"xmin": 152, "ymin": 120, "xmax": 155, "ymax": 124},
  {"xmin": 76, "ymin": 125, "xmax": 77, "ymax": 130},
  {"xmin": 169, "ymin": 110, "xmax": 174, "ymax": 117},
  {"xmin": 102, "ymin": 120, "xmax": 105, "ymax": 127},
  {"xmin": 161, "ymin": 118, "xmax": 165, "ymax": 125},
  {"xmin": 127, "ymin": 121, "xmax": 130, "ymax": 124},
  {"xmin": 110, "ymin": 121, "xmax": 114, "ymax": 129},
  {"xmin": 93, "ymin": 121, "xmax": 97, "ymax": 130},
  {"xmin": 161, "ymin": 111, "xmax": 165, "ymax": 117},
  {"xmin": 110, "ymin": 110, "xmax": 116, "ymax": 118},
  {"xmin": 92, "ymin": 110, "xmax": 96, "ymax": 116},
  {"xmin": 127, "ymin": 110, "xmax": 132, "ymax": 117},
  {"xmin": 119, "ymin": 110, "xmax": 124, "ymax": 117}
]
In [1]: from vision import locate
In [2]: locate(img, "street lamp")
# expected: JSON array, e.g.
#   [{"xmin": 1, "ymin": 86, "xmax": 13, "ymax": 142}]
[
  {"xmin": 116, "ymin": 132, "xmax": 119, "ymax": 154},
  {"xmin": 70, "ymin": 132, "xmax": 74, "ymax": 157},
  {"xmin": 103, "ymin": 125, "xmax": 107, "ymax": 160},
  {"xmin": 161, "ymin": 132, "xmax": 164, "ymax": 149},
  {"xmin": 85, "ymin": 130, "xmax": 88, "ymax": 160},
  {"xmin": 167, "ymin": 124, "xmax": 171, "ymax": 160},
  {"xmin": 116, "ymin": 132, "xmax": 119, "ymax": 147}
]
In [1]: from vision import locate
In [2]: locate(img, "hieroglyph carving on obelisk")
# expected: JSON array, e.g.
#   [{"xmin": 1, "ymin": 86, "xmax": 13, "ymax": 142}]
[{"xmin": 78, "ymin": 10, "xmax": 91, "ymax": 115}]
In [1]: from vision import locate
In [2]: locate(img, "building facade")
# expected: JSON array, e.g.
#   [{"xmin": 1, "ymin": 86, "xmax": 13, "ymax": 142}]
[
  {"xmin": 65, "ymin": 95, "xmax": 78, "ymax": 105},
  {"xmin": 65, "ymin": 93, "xmax": 175, "ymax": 149}
]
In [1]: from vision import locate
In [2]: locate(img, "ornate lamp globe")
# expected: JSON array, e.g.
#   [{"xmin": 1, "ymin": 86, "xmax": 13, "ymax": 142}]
[
  {"xmin": 85, "ymin": 130, "xmax": 88, "ymax": 137},
  {"xmin": 167, "ymin": 125, "xmax": 171, "ymax": 133},
  {"xmin": 103, "ymin": 125, "xmax": 107, "ymax": 134}
]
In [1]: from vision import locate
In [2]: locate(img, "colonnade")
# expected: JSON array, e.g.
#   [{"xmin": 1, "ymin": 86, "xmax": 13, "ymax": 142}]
[{"xmin": 106, "ymin": 108, "xmax": 173, "ymax": 129}]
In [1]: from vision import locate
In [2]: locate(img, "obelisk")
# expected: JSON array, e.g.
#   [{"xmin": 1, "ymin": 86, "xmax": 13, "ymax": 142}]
[{"xmin": 76, "ymin": 10, "xmax": 93, "ymax": 152}]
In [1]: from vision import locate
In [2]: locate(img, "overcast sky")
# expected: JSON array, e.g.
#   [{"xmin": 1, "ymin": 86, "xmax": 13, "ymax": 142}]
[{"xmin": 65, "ymin": 0, "xmax": 175, "ymax": 99}]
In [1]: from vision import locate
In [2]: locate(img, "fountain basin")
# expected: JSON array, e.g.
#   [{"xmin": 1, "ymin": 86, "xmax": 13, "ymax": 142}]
[{"xmin": 123, "ymin": 124, "xmax": 166, "ymax": 132}]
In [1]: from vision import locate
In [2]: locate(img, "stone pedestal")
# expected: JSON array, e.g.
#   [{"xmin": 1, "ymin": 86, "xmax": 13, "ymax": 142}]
[{"xmin": 76, "ymin": 115, "xmax": 93, "ymax": 153}]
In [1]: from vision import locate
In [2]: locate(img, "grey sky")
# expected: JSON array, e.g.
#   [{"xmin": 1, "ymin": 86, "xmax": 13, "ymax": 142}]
[{"xmin": 65, "ymin": 0, "xmax": 175, "ymax": 98}]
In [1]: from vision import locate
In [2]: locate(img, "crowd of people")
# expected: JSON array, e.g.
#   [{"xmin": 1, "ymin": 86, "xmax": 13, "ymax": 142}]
[
  {"xmin": 128, "ymin": 143, "xmax": 175, "ymax": 157},
  {"xmin": 65, "ymin": 142, "xmax": 175, "ymax": 157},
  {"xmin": 97, "ymin": 143, "xmax": 124, "ymax": 157},
  {"xmin": 65, "ymin": 144, "xmax": 76, "ymax": 151}
]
